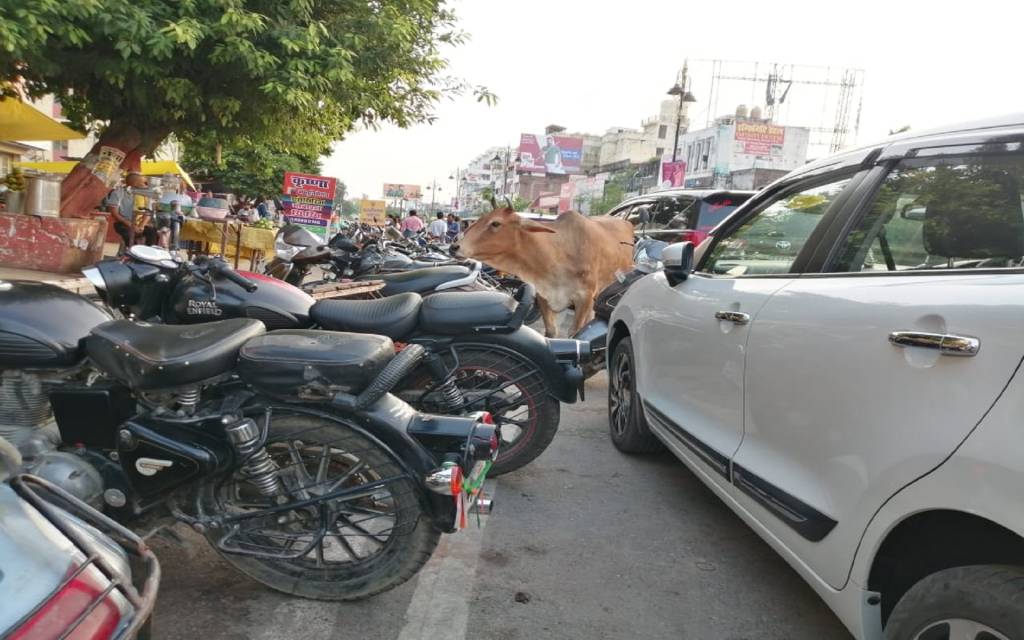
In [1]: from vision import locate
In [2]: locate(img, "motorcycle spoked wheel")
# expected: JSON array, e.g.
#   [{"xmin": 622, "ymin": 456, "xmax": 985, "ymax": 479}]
[
  {"xmin": 200, "ymin": 412, "xmax": 440, "ymax": 601},
  {"xmin": 399, "ymin": 347, "xmax": 560, "ymax": 476}
]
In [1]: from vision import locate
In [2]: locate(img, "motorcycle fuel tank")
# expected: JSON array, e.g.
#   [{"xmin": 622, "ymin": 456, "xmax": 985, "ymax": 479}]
[
  {"xmin": 0, "ymin": 281, "xmax": 112, "ymax": 367},
  {"xmin": 168, "ymin": 271, "xmax": 315, "ymax": 330}
]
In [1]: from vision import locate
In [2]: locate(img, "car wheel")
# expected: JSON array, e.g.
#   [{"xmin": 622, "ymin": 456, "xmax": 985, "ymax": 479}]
[
  {"xmin": 885, "ymin": 565, "xmax": 1024, "ymax": 640},
  {"xmin": 608, "ymin": 337, "xmax": 664, "ymax": 453}
]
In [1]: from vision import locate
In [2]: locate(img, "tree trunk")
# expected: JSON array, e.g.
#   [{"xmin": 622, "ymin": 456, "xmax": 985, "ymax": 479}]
[{"xmin": 59, "ymin": 120, "xmax": 169, "ymax": 218}]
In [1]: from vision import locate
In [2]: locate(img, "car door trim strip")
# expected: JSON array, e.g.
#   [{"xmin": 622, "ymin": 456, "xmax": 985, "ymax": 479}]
[
  {"xmin": 731, "ymin": 463, "xmax": 838, "ymax": 542},
  {"xmin": 643, "ymin": 401, "xmax": 730, "ymax": 480},
  {"xmin": 642, "ymin": 401, "xmax": 837, "ymax": 543}
]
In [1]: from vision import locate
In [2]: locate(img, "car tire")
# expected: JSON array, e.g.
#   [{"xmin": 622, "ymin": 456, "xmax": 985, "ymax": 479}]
[
  {"xmin": 884, "ymin": 565, "xmax": 1024, "ymax": 640},
  {"xmin": 608, "ymin": 337, "xmax": 664, "ymax": 454}
]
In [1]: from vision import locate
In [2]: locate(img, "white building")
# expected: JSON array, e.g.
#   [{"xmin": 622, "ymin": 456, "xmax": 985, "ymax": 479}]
[{"xmin": 675, "ymin": 108, "xmax": 810, "ymax": 189}]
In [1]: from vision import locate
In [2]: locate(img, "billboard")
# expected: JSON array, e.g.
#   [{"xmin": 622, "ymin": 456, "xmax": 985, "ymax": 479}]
[
  {"xmin": 280, "ymin": 172, "xmax": 337, "ymax": 240},
  {"xmin": 660, "ymin": 161, "xmax": 686, "ymax": 188},
  {"xmin": 517, "ymin": 134, "xmax": 583, "ymax": 175},
  {"xmin": 734, "ymin": 120, "xmax": 786, "ymax": 156},
  {"xmin": 359, "ymin": 199, "xmax": 387, "ymax": 226},
  {"xmin": 383, "ymin": 183, "xmax": 422, "ymax": 200}
]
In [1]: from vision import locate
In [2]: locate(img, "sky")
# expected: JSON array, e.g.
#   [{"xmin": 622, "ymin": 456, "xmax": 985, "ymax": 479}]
[{"xmin": 322, "ymin": 0, "xmax": 1024, "ymax": 200}]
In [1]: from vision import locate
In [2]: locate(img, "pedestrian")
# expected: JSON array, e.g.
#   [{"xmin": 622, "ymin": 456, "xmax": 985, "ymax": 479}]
[
  {"xmin": 399, "ymin": 209, "xmax": 424, "ymax": 238},
  {"xmin": 104, "ymin": 171, "xmax": 156, "ymax": 249},
  {"xmin": 256, "ymin": 195, "xmax": 269, "ymax": 220},
  {"xmin": 447, "ymin": 213, "xmax": 460, "ymax": 242},
  {"xmin": 428, "ymin": 211, "xmax": 448, "ymax": 240}
]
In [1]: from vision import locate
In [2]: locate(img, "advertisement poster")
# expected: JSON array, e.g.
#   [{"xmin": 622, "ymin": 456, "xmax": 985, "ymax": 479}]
[
  {"xmin": 734, "ymin": 120, "xmax": 785, "ymax": 156},
  {"xmin": 517, "ymin": 134, "xmax": 583, "ymax": 175},
  {"xmin": 281, "ymin": 172, "xmax": 337, "ymax": 240},
  {"xmin": 359, "ymin": 199, "xmax": 387, "ymax": 226},
  {"xmin": 383, "ymin": 183, "xmax": 422, "ymax": 200},
  {"xmin": 660, "ymin": 161, "xmax": 686, "ymax": 188}
]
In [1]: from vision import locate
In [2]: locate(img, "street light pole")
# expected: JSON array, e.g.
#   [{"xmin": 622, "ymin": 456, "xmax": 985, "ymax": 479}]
[{"xmin": 667, "ymin": 60, "xmax": 697, "ymax": 163}]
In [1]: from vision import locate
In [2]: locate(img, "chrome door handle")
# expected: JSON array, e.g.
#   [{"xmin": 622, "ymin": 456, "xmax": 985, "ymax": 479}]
[
  {"xmin": 715, "ymin": 311, "xmax": 750, "ymax": 325},
  {"xmin": 888, "ymin": 331, "xmax": 980, "ymax": 357}
]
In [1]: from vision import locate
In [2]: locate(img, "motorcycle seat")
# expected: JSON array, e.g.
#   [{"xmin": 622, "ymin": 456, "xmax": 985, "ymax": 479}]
[
  {"xmin": 86, "ymin": 318, "xmax": 266, "ymax": 391},
  {"xmin": 356, "ymin": 265, "xmax": 471, "ymax": 296},
  {"xmin": 419, "ymin": 291, "xmax": 518, "ymax": 335},
  {"xmin": 310, "ymin": 293, "xmax": 422, "ymax": 340}
]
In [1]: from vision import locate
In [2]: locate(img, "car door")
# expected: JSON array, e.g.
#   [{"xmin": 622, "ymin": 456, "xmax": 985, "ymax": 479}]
[
  {"xmin": 635, "ymin": 175, "xmax": 856, "ymax": 479},
  {"xmin": 734, "ymin": 143, "xmax": 1024, "ymax": 589}
]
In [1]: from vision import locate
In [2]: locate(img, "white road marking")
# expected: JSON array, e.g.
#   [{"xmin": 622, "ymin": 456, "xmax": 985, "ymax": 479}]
[{"xmin": 396, "ymin": 480, "xmax": 498, "ymax": 640}]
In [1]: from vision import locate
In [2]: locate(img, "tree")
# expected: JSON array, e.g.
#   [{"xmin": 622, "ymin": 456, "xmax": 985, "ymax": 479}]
[
  {"xmin": 591, "ymin": 182, "xmax": 626, "ymax": 215},
  {"xmin": 0, "ymin": 0, "xmax": 494, "ymax": 215},
  {"xmin": 180, "ymin": 134, "xmax": 323, "ymax": 199}
]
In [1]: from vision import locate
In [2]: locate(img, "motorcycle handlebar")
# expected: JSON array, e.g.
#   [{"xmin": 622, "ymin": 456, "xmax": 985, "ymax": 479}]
[{"xmin": 208, "ymin": 258, "xmax": 258, "ymax": 292}]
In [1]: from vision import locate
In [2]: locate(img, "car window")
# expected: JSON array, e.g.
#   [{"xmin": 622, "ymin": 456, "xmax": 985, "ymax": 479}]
[
  {"xmin": 831, "ymin": 153, "xmax": 1024, "ymax": 272},
  {"xmin": 624, "ymin": 203, "xmax": 655, "ymax": 226},
  {"xmin": 696, "ymin": 194, "xmax": 752, "ymax": 231},
  {"xmin": 655, "ymin": 196, "xmax": 699, "ymax": 229},
  {"xmin": 701, "ymin": 179, "xmax": 852, "ymax": 276}
]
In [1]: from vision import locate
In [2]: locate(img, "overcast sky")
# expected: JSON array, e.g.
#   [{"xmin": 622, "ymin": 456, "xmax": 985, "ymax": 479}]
[{"xmin": 323, "ymin": 0, "xmax": 1023, "ymax": 200}]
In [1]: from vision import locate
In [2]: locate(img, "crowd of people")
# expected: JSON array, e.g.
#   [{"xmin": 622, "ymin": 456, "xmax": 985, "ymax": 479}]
[{"xmin": 388, "ymin": 209, "xmax": 462, "ymax": 243}]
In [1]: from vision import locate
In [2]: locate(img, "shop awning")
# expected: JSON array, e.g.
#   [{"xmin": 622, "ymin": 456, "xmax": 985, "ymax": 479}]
[
  {"xmin": 0, "ymin": 98, "xmax": 85, "ymax": 141},
  {"xmin": 16, "ymin": 159, "xmax": 195, "ymax": 190}
]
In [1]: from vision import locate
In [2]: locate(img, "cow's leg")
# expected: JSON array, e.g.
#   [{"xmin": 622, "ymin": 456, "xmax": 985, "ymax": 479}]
[
  {"xmin": 536, "ymin": 295, "xmax": 559, "ymax": 338},
  {"xmin": 570, "ymin": 291, "xmax": 597, "ymax": 335}
]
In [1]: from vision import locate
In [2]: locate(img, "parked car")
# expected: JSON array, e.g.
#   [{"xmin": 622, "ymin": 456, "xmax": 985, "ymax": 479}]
[
  {"xmin": 607, "ymin": 189, "xmax": 755, "ymax": 245},
  {"xmin": 0, "ymin": 438, "xmax": 160, "ymax": 639},
  {"xmin": 607, "ymin": 114, "xmax": 1024, "ymax": 640}
]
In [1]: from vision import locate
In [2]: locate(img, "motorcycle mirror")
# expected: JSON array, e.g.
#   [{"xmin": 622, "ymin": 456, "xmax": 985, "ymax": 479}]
[{"xmin": 662, "ymin": 241, "xmax": 695, "ymax": 286}]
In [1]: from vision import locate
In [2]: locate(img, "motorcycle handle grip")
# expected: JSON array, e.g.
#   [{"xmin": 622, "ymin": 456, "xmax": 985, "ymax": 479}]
[{"xmin": 212, "ymin": 260, "xmax": 258, "ymax": 293}]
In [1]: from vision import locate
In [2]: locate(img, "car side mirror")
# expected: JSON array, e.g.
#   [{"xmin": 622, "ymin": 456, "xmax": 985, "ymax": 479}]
[
  {"xmin": 662, "ymin": 241, "xmax": 694, "ymax": 286},
  {"xmin": 900, "ymin": 204, "xmax": 926, "ymax": 221}
]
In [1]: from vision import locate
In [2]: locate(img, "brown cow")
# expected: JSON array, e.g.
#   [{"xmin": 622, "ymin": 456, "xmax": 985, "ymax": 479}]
[{"xmin": 453, "ymin": 208, "xmax": 633, "ymax": 337}]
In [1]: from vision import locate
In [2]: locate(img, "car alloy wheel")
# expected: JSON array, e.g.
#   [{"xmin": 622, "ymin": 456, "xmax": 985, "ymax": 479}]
[
  {"xmin": 911, "ymin": 618, "xmax": 1009, "ymax": 640},
  {"xmin": 609, "ymin": 348, "xmax": 632, "ymax": 438}
]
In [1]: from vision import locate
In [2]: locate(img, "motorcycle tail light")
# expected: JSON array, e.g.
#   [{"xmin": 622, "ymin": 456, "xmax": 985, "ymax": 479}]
[
  {"xmin": 11, "ymin": 562, "xmax": 126, "ymax": 640},
  {"xmin": 449, "ymin": 464, "xmax": 463, "ymax": 496},
  {"xmin": 479, "ymin": 411, "xmax": 494, "ymax": 425}
]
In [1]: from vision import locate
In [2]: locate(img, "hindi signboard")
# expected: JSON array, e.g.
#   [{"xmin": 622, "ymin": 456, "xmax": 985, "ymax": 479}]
[
  {"xmin": 734, "ymin": 120, "xmax": 786, "ymax": 156},
  {"xmin": 359, "ymin": 199, "xmax": 387, "ymax": 226},
  {"xmin": 281, "ymin": 172, "xmax": 337, "ymax": 240}
]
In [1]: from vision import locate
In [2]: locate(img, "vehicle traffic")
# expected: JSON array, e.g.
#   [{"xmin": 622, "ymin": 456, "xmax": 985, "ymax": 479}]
[{"xmin": 606, "ymin": 114, "xmax": 1024, "ymax": 640}]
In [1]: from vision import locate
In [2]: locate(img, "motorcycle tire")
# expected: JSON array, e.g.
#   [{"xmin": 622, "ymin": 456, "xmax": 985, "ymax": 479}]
[
  {"xmin": 200, "ymin": 411, "xmax": 440, "ymax": 601},
  {"xmin": 398, "ymin": 347, "xmax": 560, "ymax": 476}
]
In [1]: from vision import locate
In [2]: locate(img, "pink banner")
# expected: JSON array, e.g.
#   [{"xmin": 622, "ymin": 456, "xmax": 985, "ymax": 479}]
[{"xmin": 661, "ymin": 161, "xmax": 686, "ymax": 188}]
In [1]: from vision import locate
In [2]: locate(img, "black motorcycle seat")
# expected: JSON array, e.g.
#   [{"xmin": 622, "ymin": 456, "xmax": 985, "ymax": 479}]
[
  {"xmin": 309, "ymin": 293, "xmax": 422, "ymax": 340},
  {"xmin": 419, "ymin": 291, "xmax": 517, "ymax": 335},
  {"xmin": 86, "ymin": 318, "xmax": 266, "ymax": 391},
  {"xmin": 356, "ymin": 265, "xmax": 471, "ymax": 296},
  {"xmin": 238, "ymin": 330, "xmax": 394, "ymax": 396}
]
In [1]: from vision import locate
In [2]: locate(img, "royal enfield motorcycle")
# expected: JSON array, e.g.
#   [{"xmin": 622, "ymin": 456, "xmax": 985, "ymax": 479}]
[
  {"xmin": 84, "ymin": 247, "xmax": 586, "ymax": 475},
  {"xmin": 0, "ymin": 279, "xmax": 498, "ymax": 600}
]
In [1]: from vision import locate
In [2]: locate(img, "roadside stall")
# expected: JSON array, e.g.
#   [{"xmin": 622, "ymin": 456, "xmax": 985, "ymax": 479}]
[{"xmin": 0, "ymin": 98, "xmax": 106, "ymax": 273}]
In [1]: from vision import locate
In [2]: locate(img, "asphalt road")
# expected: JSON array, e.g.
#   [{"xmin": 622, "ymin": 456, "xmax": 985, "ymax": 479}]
[{"xmin": 151, "ymin": 372, "xmax": 851, "ymax": 640}]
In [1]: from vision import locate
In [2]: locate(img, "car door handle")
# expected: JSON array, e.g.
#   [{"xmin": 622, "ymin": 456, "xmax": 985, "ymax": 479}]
[
  {"xmin": 888, "ymin": 331, "xmax": 980, "ymax": 357},
  {"xmin": 715, "ymin": 311, "xmax": 750, "ymax": 325}
]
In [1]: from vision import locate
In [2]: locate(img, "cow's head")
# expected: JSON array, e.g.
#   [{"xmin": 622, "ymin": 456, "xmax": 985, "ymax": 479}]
[{"xmin": 453, "ymin": 207, "xmax": 556, "ymax": 263}]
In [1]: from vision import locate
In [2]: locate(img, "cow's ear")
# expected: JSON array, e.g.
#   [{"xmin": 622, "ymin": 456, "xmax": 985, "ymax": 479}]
[{"xmin": 520, "ymin": 218, "xmax": 557, "ymax": 234}]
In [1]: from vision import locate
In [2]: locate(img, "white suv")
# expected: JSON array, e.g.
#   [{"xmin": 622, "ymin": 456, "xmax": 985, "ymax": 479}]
[{"xmin": 607, "ymin": 114, "xmax": 1024, "ymax": 640}]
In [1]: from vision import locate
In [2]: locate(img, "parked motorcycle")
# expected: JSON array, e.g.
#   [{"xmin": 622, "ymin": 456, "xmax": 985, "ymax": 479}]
[
  {"xmin": 572, "ymin": 237, "xmax": 668, "ymax": 375},
  {"xmin": 0, "ymin": 280, "xmax": 498, "ymax": 600},
  {"xmin": 84, "ymin": 247, "xmax": 587, "ymax": 475}
]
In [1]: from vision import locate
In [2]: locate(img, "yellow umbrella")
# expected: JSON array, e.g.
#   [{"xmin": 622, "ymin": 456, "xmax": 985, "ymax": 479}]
[
  {"xmin": 0, "ymin": 98, "xmax": 85, "ymax": 140},
  {"xmin": 16, "ymin": 159, "xmax": 196, "ymax": 190}
]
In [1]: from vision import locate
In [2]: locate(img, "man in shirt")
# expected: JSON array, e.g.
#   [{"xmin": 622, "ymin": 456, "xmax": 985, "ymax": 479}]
[
  {"xmin": 446, "ymin": 213, "xmax": 461, "ymax": 242},
  {"xmin": 399, "ymin": 209, "xmax": 424, "ymax": 237},
  {"xmin": 104, "ymin": 171, "xmax": 156, "ymax": 249},
  {"xmin": 428, "ymin": 211, "xmax": 448, "ymax": 240}
]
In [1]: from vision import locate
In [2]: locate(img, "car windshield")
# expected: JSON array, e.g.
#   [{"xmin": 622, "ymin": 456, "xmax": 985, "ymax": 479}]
[{"xmin": 696, "ymin": 194, "xmax": 751, "ymax": 231}]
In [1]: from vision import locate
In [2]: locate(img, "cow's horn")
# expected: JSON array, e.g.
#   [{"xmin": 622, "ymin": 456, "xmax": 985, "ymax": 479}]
[{"xmin": 504, "ymin": 196, "xmax": 514, "ymax": 209}]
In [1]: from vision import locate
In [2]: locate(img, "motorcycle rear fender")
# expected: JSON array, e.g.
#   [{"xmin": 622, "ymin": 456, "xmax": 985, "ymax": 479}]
[
  {"xmin": 411, "ymin": 326, "xmax": 584, "ymax": 404},
  {"xmin": 272, "ymin": 395, "xmax": 460, "ymax": 532}
]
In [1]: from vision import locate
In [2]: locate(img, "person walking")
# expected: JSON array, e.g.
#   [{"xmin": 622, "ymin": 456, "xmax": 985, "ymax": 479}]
[
  {"xmin": 428, "ymin": 211, "xmax": 448, "ymax": 240},
  {"xmin": 447, "ymin": 213, "xmax": 461, "ymax": 242},
  {"xmin": 399, "ymin": 209, "xmax": 424, "ymax": 238}
]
